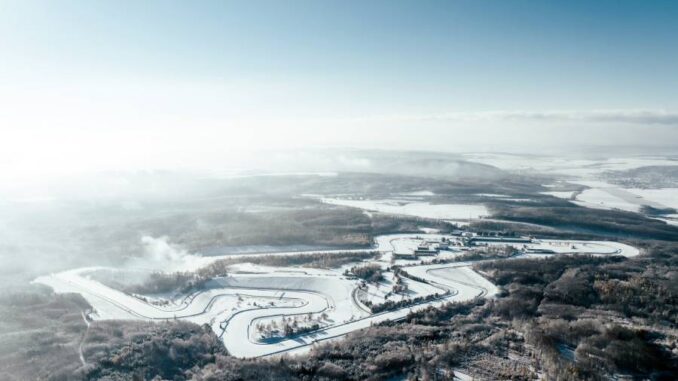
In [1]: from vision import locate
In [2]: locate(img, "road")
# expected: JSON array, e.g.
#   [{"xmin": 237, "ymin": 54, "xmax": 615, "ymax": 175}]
[{"xmin": 34, "ymin": 234, "xmax": 638, "ymax": 358}]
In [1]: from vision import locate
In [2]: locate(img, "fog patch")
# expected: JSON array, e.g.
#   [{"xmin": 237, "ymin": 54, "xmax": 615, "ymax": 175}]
[{"xmin": 126, "ymin": 236, "xmax": 207, "ymax": 273}]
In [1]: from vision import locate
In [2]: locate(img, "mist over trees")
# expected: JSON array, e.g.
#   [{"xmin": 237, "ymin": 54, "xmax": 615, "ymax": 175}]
[{"xmin": 2, "ymin": 154, "xmax": 678, "ymax": 380}]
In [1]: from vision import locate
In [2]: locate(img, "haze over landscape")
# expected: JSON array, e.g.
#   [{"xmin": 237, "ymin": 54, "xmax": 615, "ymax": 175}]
[
  {"xmin": 1, "ymin": 1, "xmax": 677, "ymax": 381},
  {"xmin": 2, "ymin": 1, "xmax": 678, "ymax": 181}
]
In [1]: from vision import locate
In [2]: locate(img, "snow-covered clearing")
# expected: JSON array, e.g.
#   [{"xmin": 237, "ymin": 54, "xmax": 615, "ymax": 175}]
[
  {"xmin": 625, "ymin": 188, "xmax": 678, "ymax": 210},
  {"xmin": 475, "ymin": 193, "xmax": 510, "ymax": 198},
  {"xmin": 540, "ymin": 191, "xmax": 575, "ymax": 199},
  {"xmin": 463, "ymin": 153, "xmax": 678, "ymax": 176},
  {"xmin": 573, "ymin": 188, "xmax": 642, "ymax": 212},
  {"xmin": 565, "ymin": 180, "xmax": 677, "ymax": 214},
  {"xmin": 321, "ymin": 197, "xmax": 489, "ymax": 220},
  {"xmin": 357, "ymin": 272, "xmax": 441, "ymax": 306},
  {"xmin": 400, "ymin": 190, "xmax": 435, "ymax": 196},
  {"xmin": 418, "ymin": 226, "xmax": 440, "ymax": 233}
]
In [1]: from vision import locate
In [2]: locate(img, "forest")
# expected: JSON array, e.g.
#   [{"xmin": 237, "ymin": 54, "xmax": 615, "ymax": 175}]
[{"xmin": 44, "ymin": 241, "xmax": 674, "ymax": 381}]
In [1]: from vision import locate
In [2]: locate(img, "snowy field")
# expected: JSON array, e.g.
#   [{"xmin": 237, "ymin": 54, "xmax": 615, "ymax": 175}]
[
  {"xmin": 564, "ymin": 180, "xmax": 678, "ymax": 216},
  {"xmin": 34, "ymin": 233, "xmax": 639, "ymax": 358},
  {"xmin": 626, "ymin": 188, "xmax": 678, "ymax": 210},
  {"xmin": 573, "ymin": 188, "xmax": 643, "ymax": 213},
  {"xmin": 463, "ymin": 153, "xmax": 678, "ymax": 177},
  {"xmin": 467, "ymin": 154, "xmax": 678, "ymax": 223},
  {"xmin": 321, "ymin": 197, "xmax": 489, "ymax": 220},
  {"xmin": 540, "ymin": 191, "xmax": 575, "ymax": 199}
]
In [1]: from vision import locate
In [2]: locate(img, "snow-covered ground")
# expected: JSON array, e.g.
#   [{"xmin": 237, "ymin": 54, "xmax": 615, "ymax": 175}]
[
  {"xmin": 378, "ymin": 234, "xmax": 639, "ymax": 258},
  {"xmin": 465, "ymin": 154, "xmax": 677, "ymax": 221},
  {"xmin": 540, "ymin": 191, "xmax": 575, "ymax": 199},
  {"xmin": 400, "ymin": 190, "xmax": 435, "ymax": 196},
  {"xmin": 625, "ymin": 188, "xmax": 678, "ymax": 210},
  {"xmin": 465, "ymin": 154, "xmax": 678, "ymax": 225},
  {"xmin": 407, "ymin": 263, "xmax": 500, "ymax": 299},
  {"xmin": 475, "ymin": 193, "xmax": 511, "ymax": 198},
  {"xmin": 357, "ymin": 272, "xmax": 442, "ymax": 306},
  {"xmin": 573, "ymin": 188, "xmax": 642, "ymax": 213},
  {"xmin": 564, "ymin": 180, "xmax": 678, "ymax": 215},
  {"xmin": 527, "ymin": 239, "xmax": 639, "ymax": 257},
  {"xmin": 321, "ymin": 197, "xmax": 489, "ymax": 220},
  {"xmin": 463, "ymin": 153, "xmax": 678, "ymax": 177},
  {"xmin": 34, "ymin": 233, "xmax": 639, "ymax": 358},
  {"xmin": 654, "ymin": 214, "xmax": 678, "ymax": 226}
]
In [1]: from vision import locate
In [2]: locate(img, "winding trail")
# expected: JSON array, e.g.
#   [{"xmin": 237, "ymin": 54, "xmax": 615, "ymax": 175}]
[{"xmin": 34, "ymin": 234, "xmax": 639, "ymax": 358}]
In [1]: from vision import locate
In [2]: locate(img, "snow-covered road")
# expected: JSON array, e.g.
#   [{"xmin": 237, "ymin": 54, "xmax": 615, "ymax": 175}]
[{"xmin": 34, "ymin": 234, "xmax": 639, "ymax": 358}]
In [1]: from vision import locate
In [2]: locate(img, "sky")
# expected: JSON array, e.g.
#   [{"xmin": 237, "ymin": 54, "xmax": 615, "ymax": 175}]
[{"xmin": 1, "ymin": 0, "xmax": 678, "ymax": 181}]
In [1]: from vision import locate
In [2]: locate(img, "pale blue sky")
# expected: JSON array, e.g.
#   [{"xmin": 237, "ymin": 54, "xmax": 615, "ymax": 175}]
[{"xmin": 1, "ymin": 1, "xmax": 677, "ymax": 178}]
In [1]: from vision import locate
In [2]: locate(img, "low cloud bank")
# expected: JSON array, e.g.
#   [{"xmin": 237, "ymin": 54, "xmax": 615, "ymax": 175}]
[
  {"xmin": 126, "ymin": 236, "xmax": 209, "ymax": 273},
  {"xmin": 362, "ymin": 109, "xmax": 678, "ymax": 126},
  {"xmin": 497, "ymin": 109, "xmax": 678, "ymax": 126}
]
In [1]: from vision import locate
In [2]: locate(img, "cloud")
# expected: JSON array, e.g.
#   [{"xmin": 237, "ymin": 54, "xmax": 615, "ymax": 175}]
[
  {"xmin": 126, "ymin": 236, "xmax": 208, "ymax": 272},
  {"xmin": 358, "ymin": 109, "xmax": 678, "ymax": 126},
  {"xmin": 496, "ymin": 110, "xmax": 678, "ymax": 125},
  {"xmin": 596, "ymin": 110, "xmax": 678, "ymax": 125}
]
